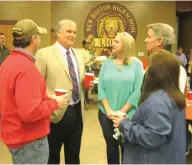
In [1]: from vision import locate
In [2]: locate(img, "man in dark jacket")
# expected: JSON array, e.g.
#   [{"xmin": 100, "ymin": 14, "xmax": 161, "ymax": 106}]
[{"xmin": 0, "ymin": 33, "xmax": 10, "ymax": 65}]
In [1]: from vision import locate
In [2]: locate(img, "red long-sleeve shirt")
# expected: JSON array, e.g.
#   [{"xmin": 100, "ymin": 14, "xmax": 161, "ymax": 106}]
[{"xmin": 0, "ymin": 49, "xmax": 58, "ymax": 149}]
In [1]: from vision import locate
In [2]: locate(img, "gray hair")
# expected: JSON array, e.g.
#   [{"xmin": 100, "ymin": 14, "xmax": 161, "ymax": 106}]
[
  {"xmin": 147, "ymin": 23, "xmax": 175, "ymax": 46},
  {"xmin": 54, "ymin": 20, "xmax": 76, "ymax": 39}
]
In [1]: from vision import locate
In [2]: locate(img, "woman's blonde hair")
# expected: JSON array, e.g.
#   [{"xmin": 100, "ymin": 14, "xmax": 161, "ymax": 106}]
[{"xmin": 112, "ymin": 32, "xmax": 135, "ymax": 65}]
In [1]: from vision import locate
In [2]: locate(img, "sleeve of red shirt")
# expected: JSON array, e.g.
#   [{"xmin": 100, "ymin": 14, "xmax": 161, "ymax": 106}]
[{"xmin": 15, "ymin": 67, "xmax": 58, "ymax": 123}]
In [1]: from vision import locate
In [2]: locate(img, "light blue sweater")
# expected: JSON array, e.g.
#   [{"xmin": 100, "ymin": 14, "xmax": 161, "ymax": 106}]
[{"xmin": 98, "ymin": 58, "xmax": 144, "ymax": 119}]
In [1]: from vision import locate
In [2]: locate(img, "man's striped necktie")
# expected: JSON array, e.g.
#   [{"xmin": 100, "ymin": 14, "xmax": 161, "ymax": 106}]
[{"xmin": 66, "ymin": 49, "xmax": 79, "ymax": 102}]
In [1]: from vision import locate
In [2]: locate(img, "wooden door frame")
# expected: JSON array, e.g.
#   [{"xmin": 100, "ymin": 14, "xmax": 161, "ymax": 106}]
[
  {"xmin": 0, "ymin": 20, "xmax": 17, "ymax": 25},
  {"xmin": 0, "ymin": 20, "xmax": 17, "ymax": 49}
]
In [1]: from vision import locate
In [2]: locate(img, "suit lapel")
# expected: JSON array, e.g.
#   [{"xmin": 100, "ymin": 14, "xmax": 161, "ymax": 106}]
[{"xmin": 52, "ymin": 44, "xmax": 70, "ymax": 78}]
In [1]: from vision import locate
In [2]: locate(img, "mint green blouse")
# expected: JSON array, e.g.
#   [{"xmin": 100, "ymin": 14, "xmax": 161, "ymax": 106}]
[{"xmin": 98, "ymin": 58, "xmax": 144, "ymax": 119}]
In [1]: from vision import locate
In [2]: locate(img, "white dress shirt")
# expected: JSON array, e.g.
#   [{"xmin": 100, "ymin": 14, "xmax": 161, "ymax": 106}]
[
  {"xmin": 56, "ymin": 42, "xmax": 80, "ymax": 105},
  {"xmin": 179, "ymin": 65, "xmax": 187, "ymax": 93}
]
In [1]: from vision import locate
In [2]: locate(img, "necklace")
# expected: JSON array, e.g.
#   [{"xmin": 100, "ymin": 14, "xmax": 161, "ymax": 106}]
[
  {"xmin": 115, "ymin": 63, "xmax": 124, "ymax": 71},
  {"xmin": 113, "ymin": 59, "xmax": 124, "ymax": 71}
]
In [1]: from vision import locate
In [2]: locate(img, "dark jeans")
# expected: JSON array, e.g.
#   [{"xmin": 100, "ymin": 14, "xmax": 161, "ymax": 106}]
[
  {"xmin": 98, "ymin": 110, "xmax": 124, "ymax": 164},
  {"xmin": 48, "ymin": 102, "xmax": 83, "ymax": 164}
]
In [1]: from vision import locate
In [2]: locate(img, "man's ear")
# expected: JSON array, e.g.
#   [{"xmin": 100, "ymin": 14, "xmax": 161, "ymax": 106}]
[
  {"xmin": 31, "ymin": 35, "xmax": 36, "ymax": 44},
  {"xmin": 56, "ymin": 31, "xmax": 59, "ymax": 39},
  {"xmin": 157, "ymin": 37, "xmax": 163, "ymax": 46}
]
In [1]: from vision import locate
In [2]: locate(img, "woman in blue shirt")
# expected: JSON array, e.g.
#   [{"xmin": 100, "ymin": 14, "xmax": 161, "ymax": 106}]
[
  {"xmin": 98, "ymin": 32, "xmax": 144, "ymax": 164},
  {"xmin": 112, "ymin": 50, "xmax": 186, "ymax": 164}
]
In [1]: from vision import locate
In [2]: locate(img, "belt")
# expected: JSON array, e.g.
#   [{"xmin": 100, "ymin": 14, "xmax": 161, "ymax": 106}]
[
  {"xmin": 68, "ymin": 104, "xmax": 77, "ymax": 108},
  {"xmin": 68, "ymin": 101, "xmax": 80, "ymax": 108}
]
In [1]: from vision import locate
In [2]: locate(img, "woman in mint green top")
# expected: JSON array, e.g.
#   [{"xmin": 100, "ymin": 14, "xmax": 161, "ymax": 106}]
[
  {"xmin": 98, "ymin": 32, "xmax": 144, "ymax": 164},
  {"xmin": 98, "ymin": 58, "xmax": 144, "ymax": 119}
]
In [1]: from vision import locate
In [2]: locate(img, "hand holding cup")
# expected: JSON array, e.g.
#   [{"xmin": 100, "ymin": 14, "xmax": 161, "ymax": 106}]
[
  {"xmin": 54, "ymin": 89, "xmax": 69, "ymax": 107},
  {"xmin": 84, "ymin": 73, "xmax": 94, "ymax": 88},
  {"xmin": 55, "ymin": 94, "xmax": 69, "ymax": 108},
  {"xmin": 54, "ymin": 89, "xmax": 67, "ymax": 96}
]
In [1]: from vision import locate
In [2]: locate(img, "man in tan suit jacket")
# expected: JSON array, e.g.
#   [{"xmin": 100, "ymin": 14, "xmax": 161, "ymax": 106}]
[{"xmin": 35, "ymin": 20, "xmax": 85, "ymax": 164}]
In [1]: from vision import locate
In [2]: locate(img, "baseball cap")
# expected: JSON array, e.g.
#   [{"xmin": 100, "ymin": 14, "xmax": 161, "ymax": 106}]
[{"xmin": 13, "ymin": 19, "xmax": 47, "ymax": 40}]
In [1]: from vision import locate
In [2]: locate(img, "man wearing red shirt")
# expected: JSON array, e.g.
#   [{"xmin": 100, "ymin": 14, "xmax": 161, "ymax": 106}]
[{"xmin": 0, "ymin": 19, "xmax": 68, "ymax": 164}]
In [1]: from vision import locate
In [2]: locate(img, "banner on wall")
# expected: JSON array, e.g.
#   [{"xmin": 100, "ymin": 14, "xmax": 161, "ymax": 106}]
[{"xmin": 84, "ymin": 2, "xmax": 137, "ymax": 57}]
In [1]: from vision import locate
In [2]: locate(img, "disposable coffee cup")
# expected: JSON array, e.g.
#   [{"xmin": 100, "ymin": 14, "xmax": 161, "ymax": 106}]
[
  {"xmin": 54, "ymin": 89, "xmax": 67, "ymax": 96},
  {"xmin": 84, "ymin": 73, "xmax": 94, "ymax": 88}
]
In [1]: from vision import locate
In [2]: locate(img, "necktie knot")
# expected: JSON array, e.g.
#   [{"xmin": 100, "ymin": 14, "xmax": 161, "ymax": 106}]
[{"xmin": 66, "ymin": 49, "xmax": 70, "ymax": 56}]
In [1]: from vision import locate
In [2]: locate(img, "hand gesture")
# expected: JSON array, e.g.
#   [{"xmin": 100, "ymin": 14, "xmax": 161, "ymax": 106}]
[
  {"xmin": 106, "ymin": 109, "xmax": 115, "ymax": 120},
  {"xmin": 112, "ymin": 113, "xmax": 126, "ymax": 128}
]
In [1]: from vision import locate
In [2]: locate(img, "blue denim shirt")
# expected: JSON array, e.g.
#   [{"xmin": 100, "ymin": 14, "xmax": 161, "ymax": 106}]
[{"xmin": 120, "ymin": 90, "xmax": 186, "ymax": 164}]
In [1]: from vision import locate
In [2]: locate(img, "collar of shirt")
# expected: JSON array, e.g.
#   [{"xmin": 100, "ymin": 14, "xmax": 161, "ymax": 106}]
[
  {"xmin": 14, "ymin": 47, "xmax": 36, "ymax": 62},
  {"xmin": 0, "ymin": 46, "xmax": 5, "ymax": 50},
  {"xmin": 56, "ymin": 41, "xmax": 72, "ymax": 57},
  {"xmin": 175, "ymin": 52, "xmax": 185, "ymax": 56}
]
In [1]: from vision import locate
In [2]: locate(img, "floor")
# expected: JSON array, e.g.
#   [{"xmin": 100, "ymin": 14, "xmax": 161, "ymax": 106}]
[{"xmin": 0, "ymin": 94, "xmax": 192, "ymax": 164}]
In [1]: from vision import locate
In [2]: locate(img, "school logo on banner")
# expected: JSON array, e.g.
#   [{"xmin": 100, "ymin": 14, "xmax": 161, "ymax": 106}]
[{"xmin": 84, "ymin": 2, "xmax": 137, "ymax": 57}]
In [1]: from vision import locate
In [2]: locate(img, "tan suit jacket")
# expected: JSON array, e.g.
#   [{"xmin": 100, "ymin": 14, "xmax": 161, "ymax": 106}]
[{"xmin": 35, "ymin": 43, "xmax": 85, "ymax": 123}]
